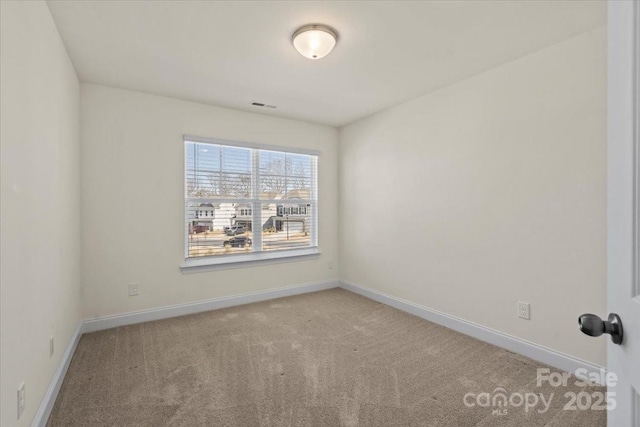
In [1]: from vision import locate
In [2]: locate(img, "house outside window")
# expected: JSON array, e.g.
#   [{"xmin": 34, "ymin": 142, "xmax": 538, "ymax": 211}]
[{"xmin": 184, "ymin": 136, "xmax": 319, "ymax": 266}]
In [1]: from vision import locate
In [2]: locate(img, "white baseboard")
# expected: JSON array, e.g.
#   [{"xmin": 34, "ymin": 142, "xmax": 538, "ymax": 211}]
[
  {"xmin": 339, "ymin": 280, "xmax": 607, "ymax": 386},
  {"xmin": 31, "ymin": 323, "xmax": 83, "ymax": 427},
  {"xmin": 82, "ymin": 279, "xmax": 339, "ymax": 333}
]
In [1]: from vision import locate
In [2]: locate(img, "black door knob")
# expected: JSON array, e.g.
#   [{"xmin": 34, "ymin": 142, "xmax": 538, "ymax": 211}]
[{"xmin": 578, "ymin": 313, "xmax": 623, "ymax": 345}]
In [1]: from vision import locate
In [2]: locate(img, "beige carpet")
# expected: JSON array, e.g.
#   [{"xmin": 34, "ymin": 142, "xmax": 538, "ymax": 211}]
[{"xmin": 47, "ymin": 288, "xmax": 606, "ymax": 426}]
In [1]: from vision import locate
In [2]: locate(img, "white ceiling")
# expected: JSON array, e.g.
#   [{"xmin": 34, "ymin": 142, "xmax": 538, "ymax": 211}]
[{"xmin": 47, "ymin": 1, "xmax": 606, "ymax": 127}]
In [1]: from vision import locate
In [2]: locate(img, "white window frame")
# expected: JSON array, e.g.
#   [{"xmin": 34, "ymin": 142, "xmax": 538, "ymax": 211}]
[{"xmin": 181, "ymin": 135, "xmax": 320, "ymax": 272}]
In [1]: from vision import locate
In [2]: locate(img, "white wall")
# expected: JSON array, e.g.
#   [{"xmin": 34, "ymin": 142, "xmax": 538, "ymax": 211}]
[
  {"xmin": 80, "ymin": 84, "xmax": 339, "ymax": 319},
  {"xmin": 339, "ymin": 27, "xmax": 607, "ymax": 366},
  {"xmin": 0, "ymin": 1, "xmax": 81, "ymax": 425}
]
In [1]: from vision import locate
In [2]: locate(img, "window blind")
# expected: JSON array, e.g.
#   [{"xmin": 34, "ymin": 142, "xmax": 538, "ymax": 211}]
[{"xmin": 184, "ymin": 139, "xmax": 318, "ymax": 259}]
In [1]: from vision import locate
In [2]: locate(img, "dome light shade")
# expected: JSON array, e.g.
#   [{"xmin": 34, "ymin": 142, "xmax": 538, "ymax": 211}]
[{"xmin": 292, "ymin": 24, "xmax": 338, "ymax": 60}]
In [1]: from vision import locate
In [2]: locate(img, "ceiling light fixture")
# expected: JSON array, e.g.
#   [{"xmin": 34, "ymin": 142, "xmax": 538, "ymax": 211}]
[{"xmin": 292, "ymin": 24, "xmax": 338, "ymax": 60}]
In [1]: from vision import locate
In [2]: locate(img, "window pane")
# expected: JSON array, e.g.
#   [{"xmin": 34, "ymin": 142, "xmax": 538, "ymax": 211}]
[
  {"xmin": 185, "ymin": 139, "xmax": 317, "ymax": 260},
  {"xmin": 259, "ymin": 150, "xmax": 286, "ymax": 198},
  {"xmin": 262, "ymin": 202, "xmax": 311, "ymax": 251},
  {"xmin": 284, "ymin": 153, "xmax": 312, "ymax": 200},
  {"xmin": 259, "ymin": 150, "xmax": 312, "ymax": 200},
  {"xmin": 185, "ymin": 142, "xmax": 252, "ymax": 198},
  {"xmin": 187, "ymin": 203, "xmax": 253, "ymax": 257}
]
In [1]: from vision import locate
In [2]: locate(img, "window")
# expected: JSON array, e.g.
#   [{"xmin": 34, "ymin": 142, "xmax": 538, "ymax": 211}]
[{"xmin": 184, "ymin": 136, "xmax": 318, "ymax": 267}]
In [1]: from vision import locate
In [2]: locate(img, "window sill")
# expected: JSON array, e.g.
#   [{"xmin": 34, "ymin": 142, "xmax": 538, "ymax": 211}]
[{"xmin": 180, "ymin": 247, "xmax": 321, "ymax": 273}]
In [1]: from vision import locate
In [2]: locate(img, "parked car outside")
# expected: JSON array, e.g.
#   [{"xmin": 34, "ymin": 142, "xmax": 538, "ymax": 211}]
[
  {"xmin": 223, "ymin": 236, "xmax": 252, "ymax": 248},
  {"xmin": 224, "ymin": 225, "xmax": 245, "ymax": 236}
]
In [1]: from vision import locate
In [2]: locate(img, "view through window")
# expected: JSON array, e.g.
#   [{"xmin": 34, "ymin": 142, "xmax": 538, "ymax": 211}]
[{"xmin": 185, "ymin": 139, "xmax": 318, "ymax": 259}]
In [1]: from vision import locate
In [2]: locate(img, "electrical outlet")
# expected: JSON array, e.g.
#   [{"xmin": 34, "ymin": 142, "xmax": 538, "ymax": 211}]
[
  {"xmin": 17, "ymin": 382, "xmax": 25, "ymax": 419},
  {"xmin": 328, "ymin": 261, "xmax": 334, "ymax": 270},
  {"xmin": 517, "ymin": 301, "xmax": 530, "ymax": 320},
  {"xmin": 49, "ymin": 336, "xmax": 54, "ymax": 358},
  {"xmin": 128, "ymin": 283, "xmax": 139, "ymax": 296}
]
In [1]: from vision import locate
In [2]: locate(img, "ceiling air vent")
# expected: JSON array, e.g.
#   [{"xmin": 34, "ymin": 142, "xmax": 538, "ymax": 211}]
[{"xmin": 251, "ymin": 102, "xmax": 277, "ymax": 109}]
